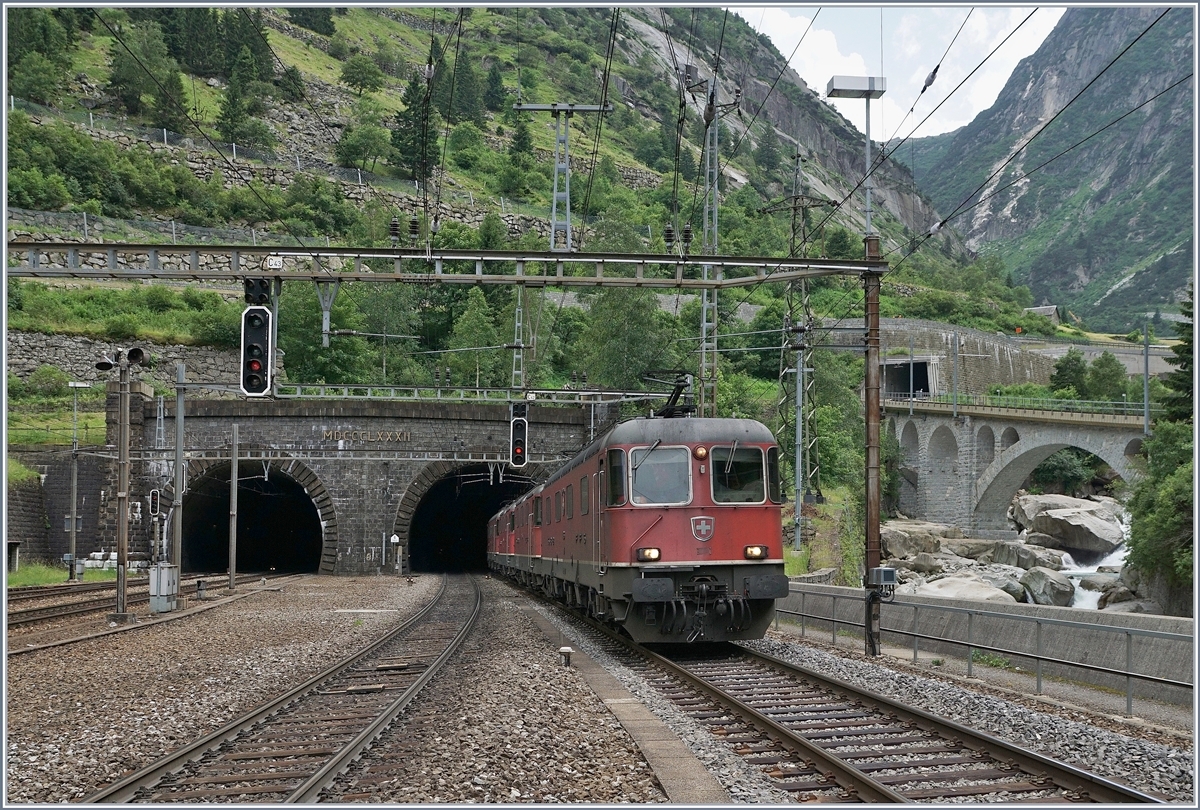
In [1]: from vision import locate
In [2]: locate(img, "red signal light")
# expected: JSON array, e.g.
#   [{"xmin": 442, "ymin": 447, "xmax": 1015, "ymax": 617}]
[{"xmin": 247, "ymin": 359, "xmax": 263, "ymax": 373}]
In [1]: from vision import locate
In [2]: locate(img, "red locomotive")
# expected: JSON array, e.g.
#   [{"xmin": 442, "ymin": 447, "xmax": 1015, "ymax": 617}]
[{"xmin": 487, "ymin": 416, "xmax": 789, "ymax": 643}]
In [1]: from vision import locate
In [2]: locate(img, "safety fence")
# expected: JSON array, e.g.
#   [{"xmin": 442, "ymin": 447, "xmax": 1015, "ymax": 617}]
[{"xmin": 777, "ymin": 584, "xmax": 1192, "ymax": 716}]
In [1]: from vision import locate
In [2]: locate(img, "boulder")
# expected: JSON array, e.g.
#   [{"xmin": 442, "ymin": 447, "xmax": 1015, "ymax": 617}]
[
  {"xmin": 1098, "ymin": 584, "xmax": 1137, "ymax": 608},
  {"xmin": 909, "ymin": 552, "xmax": 943, "ymax": 574},
  {"xmin": 880, "ymin": 525, "xmax": 941, "ymax": 559},
  {"xmin": 1029, "ymin": 508, "xmax": 1124, "ymax": 557},
  {"xmin": 1078, "ymin": 573, "xmax": 1119, "ymax": 593},
  {"xmin": 913, "ymin": 574, "xmax": 1017, "ymax": 604},
  {"xmin": 977, "ymin": 570, "xmax": 1028, "ymax": 602},
  {"xmin": 1011, "ymin": 493, "xmax": 1105, "ymax": 529},
  {"xmin": 1100, "ymin": 599, "xmax": 1165, "ymax": 615},
  {"xmin": 1020, "ymin": 566, "xmax": 1075, "ymax": 607},
  {"xmin": 985, "ymin": 542, "xmax": 1066, "ymax": 571},
  {"xmin": 940, "ymin": 538, "xmax": 999, "ymax": 560}
]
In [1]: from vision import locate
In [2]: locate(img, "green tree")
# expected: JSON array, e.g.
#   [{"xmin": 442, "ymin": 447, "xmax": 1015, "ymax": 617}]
[
  {"xmin": 447, "ymin": 287, "xmax": 505, "ymax": 388},
  {"xmin": 7, "ymin": 8, "xmax": 71, "ymax": 71},
  {"xmin": 509, "ymin": 113, "xmax": 533, "ymax": 162},
  {"xmin": 339, "ymin": 53, "xmax": 385, "ymax": 96},
  {"xmin": 107, "ymin": 21, "xmax": 175, "ymax": 115},
  {"xmin": 1161, "ymin": 285, "xmax": 1193, "ymax": 423},
  {"xmin": 1029, "ymin": 448, "xmax": 1094, "ymax": 496},
  {"xmin": 484, "ymin": 61, "xmax": 506, "ymax": 111},
  {"xmin": 9, "ymin": 53, "xmax": 65, "ymax": 104},
  {"xmin": 220, "ymin": 8, "xmax": 272, "ymax": 83},
  {"xmin": 1050, "ymin": 347, "xmax": 1089, "ymax": 398},
  {"xmin": 278, "ymin": 65, "xmax": 305, "ymax": 102},
  {"xmin": 478, "ymin": 212, "xmax": 507, "ymax": 249},
  {"xmin": 754, "ymin": 123, "xmax": 782, "ymax": 175},
  {"xmin": 162, "ymin": 8, "xmax": 223, "ymax": 77},
  {"xmin": 150, "ymin": 67, "xmax": 190, "ymax": 133},
  {"xmin": 823, "ymin": 226, "xmax": 860, "ymax": 260},
  {"xmin": 390, "ymin": 71, "xmax": 439, "ymax": 181},
  {"xmin": 286, "ymin": 7, "xmax": 335, "ymax": 36},
  {"xmin": 335, "ymin": 124, "xmax": 392, "ymax": 171},
  {"xmin": 1127, "ymin": 420, "xmax": 1193, "ymax": 588},
  {"xmin": 579, "ymin": 288, "xmax": 674, "ymax": 389},
  {"xmin": 1085, "ymin": 351, "xmax": 1127, "ymax": 402},
  {"xmin": 277, "ymin": 278, "xmax": 373, "ymax": 384}
]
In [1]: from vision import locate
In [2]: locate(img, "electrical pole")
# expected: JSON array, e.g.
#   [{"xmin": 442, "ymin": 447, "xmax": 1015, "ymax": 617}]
[
  {"xmin": 67, "ymin": 381, "xmax": 90, "ymax": 582},
  {"xmin": 513, "ymin": 103, "xmax": 612, "ymax": 252},
  {"xmin": 229, "ymin": 423, "xmax": 238, "ymax": 591}
]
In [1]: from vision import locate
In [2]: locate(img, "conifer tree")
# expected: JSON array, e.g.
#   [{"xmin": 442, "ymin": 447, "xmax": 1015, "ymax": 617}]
[
  {"xmin": 1162, "ymin": 285, "xmax": 1194, "ymax": 424},
  {"xmin": 483, "ymin": 62, "xmax": 506, "ymax": 112},
  {"xmin": 390, "ymin": 71, "xmax": 439, "ymax": 181}
]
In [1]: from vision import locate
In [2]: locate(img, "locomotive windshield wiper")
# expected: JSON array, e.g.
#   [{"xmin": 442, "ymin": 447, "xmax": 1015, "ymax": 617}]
[
  {"xmin": 632, "ymin": 439, "xmax": 662, "ymax": 471},
  {"xmin": 725, "ymin": 440, "xmax": 738, "ymax": 474}
]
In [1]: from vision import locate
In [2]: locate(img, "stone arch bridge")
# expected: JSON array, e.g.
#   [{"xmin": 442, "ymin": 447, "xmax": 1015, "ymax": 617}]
[
  {"xmin": 887, "ymin": 399, "xmax": 1147, "ymax": 535},
  {"xmin": 104, "ymin": 385, "xmax": 599, "ymax": 575}
]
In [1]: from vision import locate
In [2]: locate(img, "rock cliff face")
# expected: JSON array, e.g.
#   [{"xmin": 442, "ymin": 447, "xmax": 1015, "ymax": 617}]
[{"xmin": 911, "ymin": 8, "xmax": 1193, "ymax": 331}]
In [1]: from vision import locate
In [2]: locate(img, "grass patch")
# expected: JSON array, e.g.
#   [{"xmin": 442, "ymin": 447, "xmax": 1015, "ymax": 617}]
[
  {"xmin": 971, "ymin": 650, "xmax": 1014, "ymax": 669},
  {"xmin": 6, "ymin": 561, "xmax": 119, "ymax": 586},
  {"xmin": 8, "ymin": 410, "xmax": 107, "ymax": 446},
  {"xmin": 7, "ymin": 457, "xmax": 40, "ymax": 485}
]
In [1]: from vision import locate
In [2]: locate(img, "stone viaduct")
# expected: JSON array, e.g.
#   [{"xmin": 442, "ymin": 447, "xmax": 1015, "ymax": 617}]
[
  {"xmin": 888, "ymin": 399, "xmax": 1147, "ymax": 536},
  {"xmin": 97, "ymin": 384, "xmax": 606, "ymax": 576}
]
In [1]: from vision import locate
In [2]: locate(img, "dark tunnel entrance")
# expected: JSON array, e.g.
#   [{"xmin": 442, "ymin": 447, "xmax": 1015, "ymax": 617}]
[
  {"xmin": 181, "ymin": 464, "xmax": 323, "ymax": 574},
  {"xmin": 408, "ymin": 464, "xmax": 531, "ymax": 573}
]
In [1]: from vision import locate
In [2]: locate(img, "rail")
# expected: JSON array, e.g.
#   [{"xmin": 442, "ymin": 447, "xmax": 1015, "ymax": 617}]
[{"xmin": 777, "ymin": 589, "xmax": 1193, "ymax": 716}]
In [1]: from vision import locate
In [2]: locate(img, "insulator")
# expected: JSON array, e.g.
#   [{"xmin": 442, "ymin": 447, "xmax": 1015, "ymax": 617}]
[
  {"xmin": 409, "ymin": 215, "xmax": 420, "ymax": 239},
  {"xmin": 663, "ymin": 224, "xmax": 675, "ymax": 247},
  {"xmin": 389, "ymin": 217, "xmax": 400, "ymax": 240},
  {"xmin": 682, "ymin": 223, "xmax": 693, "ymax": 247}
]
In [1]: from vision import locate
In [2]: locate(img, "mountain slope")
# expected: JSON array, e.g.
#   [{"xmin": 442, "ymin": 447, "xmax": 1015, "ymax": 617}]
[{"xmin": 910, "ymin": 7, "xmax": 1193, "ymax": 331}]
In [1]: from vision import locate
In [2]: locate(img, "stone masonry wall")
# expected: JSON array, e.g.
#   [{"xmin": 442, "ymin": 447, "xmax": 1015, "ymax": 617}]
[
  {"xmin": 7, "ymin": 478, "xmax": 51, "ymax": 562},
  {"xmin": 11, "ymin": 447, "xmax": 107, "ymax": 562},
  {"xmin": 6, "ymin": 331, "xmax": 258, "ymax": 400}
]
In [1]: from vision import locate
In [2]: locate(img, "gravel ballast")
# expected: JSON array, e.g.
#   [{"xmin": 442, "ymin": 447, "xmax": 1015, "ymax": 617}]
[{"xmin": 5, "ymin": 575, "xmax": 1194, "ymax": 803}]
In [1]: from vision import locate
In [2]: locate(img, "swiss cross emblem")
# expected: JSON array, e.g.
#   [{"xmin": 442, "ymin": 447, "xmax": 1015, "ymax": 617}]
[{"xmin": 691, "ymin": 516, "xmax": 715, "ymax": 542}]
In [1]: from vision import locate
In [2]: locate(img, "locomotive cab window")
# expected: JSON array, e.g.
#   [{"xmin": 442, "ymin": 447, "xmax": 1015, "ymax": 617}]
[
  {"xmin": 607, "ymin": 449, "xmax": 627, "ymax": 506},
  {"xmin": 631, "ymin": 446, "xmax": 691, "ymax": 505},
  {"xmin": 711, "ymin": 446, "xmax": 766, "ymax": 503},
  {"xmin": 533, "ymin": 496, "xmax": 542, "ymax": 526},
  {"xmin": 766, "ymin": 447, "xmax": 783, "ymax": 504}
]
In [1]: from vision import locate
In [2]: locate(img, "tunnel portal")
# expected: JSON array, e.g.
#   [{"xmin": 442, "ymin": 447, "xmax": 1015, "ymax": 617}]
[
  {"xmin": 408, "ymin": 465, "xmax": 531, "ymax": 573},
  {"xmin": 182, "ymin": 464, "xmax": 323, "ymax": 574}
]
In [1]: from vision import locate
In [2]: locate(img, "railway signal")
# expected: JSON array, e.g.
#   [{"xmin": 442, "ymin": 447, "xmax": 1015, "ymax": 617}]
[
  {"xmin": 244, "ymin": 277, "xmax": 271, "ymax": 305},
  {"xmin": 240, "ymin": 306, "xmax": 272, "ymax": 396},
  {"xmin": 509, "ymin": 402, "xmax": 528, "ymax": 467}
]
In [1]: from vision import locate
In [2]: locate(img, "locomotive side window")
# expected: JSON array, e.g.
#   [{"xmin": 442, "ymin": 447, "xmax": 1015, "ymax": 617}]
[
  {"xmin": 607, "ymin": 449, "xmax": 627, "ymax": 505},
  {"xmin": 711, "ymin": 446, "xmax": 766, "ymax": 503},
  {"xmin": 565, "ymin": 484, "xmax": 574, "ymax": 519},
  {"xmin": 766, "ymin": 447, "xmax": 783, "ymax": 503},
  {"xmin": 554, "ymin": 491, "xmax": 562, "ymax": 522},
  {"xmin": 508, "ymin": 512, "xmax": 515, "ymax": 531},
  {"xmin": 631, "ymin": 446, "xmax": 691, "ymax": 504},
  {"xmin": 579, "ymin": 476, "xmax": 589, "ymax": 515},
  {"xmin": 533, "ymin": 496, "xmax": 542, "ymax": 526}
]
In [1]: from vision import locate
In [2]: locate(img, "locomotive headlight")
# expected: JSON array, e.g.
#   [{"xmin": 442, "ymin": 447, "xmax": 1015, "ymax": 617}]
[
  {"xmin": 743, "ymin": 545, "xmax": 768, "ymax": 560},
  {"xmin": 636, "ymin": 547, "xmax": 661, "ymax": 562},
  {"xmin": 693, "ymin": 446, "xmax": 708, "ymax": 460}
]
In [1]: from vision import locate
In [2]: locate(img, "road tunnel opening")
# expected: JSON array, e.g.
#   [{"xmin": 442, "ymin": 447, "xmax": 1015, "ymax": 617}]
[
  {"xmin": 408, "ymin": 464, "xmax": 531, "ymax": 573},
  {"xmin": 181, "ymin": 464, "xmax": 322, "ymax": 574}
]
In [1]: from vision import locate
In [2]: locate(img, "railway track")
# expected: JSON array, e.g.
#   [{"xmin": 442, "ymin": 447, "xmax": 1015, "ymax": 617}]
[
  {"xmin": 639, "ymin": 643, "xmax": 1164, "ymax": 803},
  {"xmin": 540, "ymin": 595, "xmax": 1163, "ymax": 804},
  {"xmin": 84, "ymin": 573, "xmax": 478, "ymax": 803},
  {"xmin": 6, "ymin": 573, "xmax": 284, "ymax": 628}
]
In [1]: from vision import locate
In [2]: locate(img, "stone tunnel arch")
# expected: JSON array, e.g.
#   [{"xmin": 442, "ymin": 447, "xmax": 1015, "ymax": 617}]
[
  {"xmin": 165, "ymin": 455, "xmax": 337, "ymax": 574},
  {"xmin": 393, "ymin": 461, "xmax": 542, "ymax": 573},
  {"xmin": 975, "ymin": 425, "xmax": 995, "ymax": 474}
]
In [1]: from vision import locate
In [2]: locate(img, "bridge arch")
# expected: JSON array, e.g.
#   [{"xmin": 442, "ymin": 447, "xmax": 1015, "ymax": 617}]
[
  {"xmin": 165, "ymin": 455, "xmax": 336, "ymax": 574},
  {"xmin": 887, "ymin": 405, "xmax": 1145, "ymax": 534},
  {"xmin": 974, "ymin": 431, "xmax": 1141, "ymax": 532}
]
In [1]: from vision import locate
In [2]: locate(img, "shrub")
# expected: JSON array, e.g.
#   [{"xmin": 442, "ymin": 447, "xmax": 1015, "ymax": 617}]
[
  {"xmin": 104, "ymin": 314, "xmax": 141, "ymax": 340},
  {"xmin": 190, "ymin": 305, "xmax": 240, "ymax": 347},
  {"xmin": 26, "ymin": 364, "xmax": 70, "ymax": 397},
  {"xmin": 8, "ymin": 372, "xmax": 27, "ymax": 399},
  {"xmin": 181, "ymin": 286, "xmax": 222, "ymax": 311},
  {"xmin": 143, "ymin": 285, "xmax": 179, "ymax": 314}
]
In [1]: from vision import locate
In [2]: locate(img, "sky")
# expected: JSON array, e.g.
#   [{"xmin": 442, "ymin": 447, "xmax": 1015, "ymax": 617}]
[{"xmin": 728, "ymin": 6, "xmax": 1067, "ymax": 139}]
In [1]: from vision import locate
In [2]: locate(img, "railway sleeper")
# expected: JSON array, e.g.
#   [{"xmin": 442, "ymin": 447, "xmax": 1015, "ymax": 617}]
[
  {"xmin": 897, "ymin": 780, "xmax": 1055, "ymax": 801},
  {"xmin": 872, "ymin": 767, "xmax": 1024, "ymax": 786}
]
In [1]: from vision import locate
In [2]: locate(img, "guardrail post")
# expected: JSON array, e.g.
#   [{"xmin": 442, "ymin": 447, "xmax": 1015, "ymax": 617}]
[
  {"xmin": 1036, "ymin": 620, "xmax": 1044, "ymax": 694},
  {"xmin": 967, "ymin": 612, "xmax": 974, "ymax": 678},
  {"xmin": 912, "ymin": 605, "xmax": 919, "ymax": 661},
  {"xmin": 1126, "ymin": 630, "xmax": 1134, "ymax": 716}
]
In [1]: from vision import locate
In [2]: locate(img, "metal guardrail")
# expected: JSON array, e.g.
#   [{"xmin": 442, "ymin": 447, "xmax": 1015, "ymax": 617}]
[
  {"xmin": 885, "ymin": 392, "xmax": 1161, "ymax": 417},
  {"xmin": 778, "ymin": 589, "xmax": 1192, "ymax": 716},
  {"xmin": 271, "ymin": 383, "xmax": 659, "ymax": 404}
]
